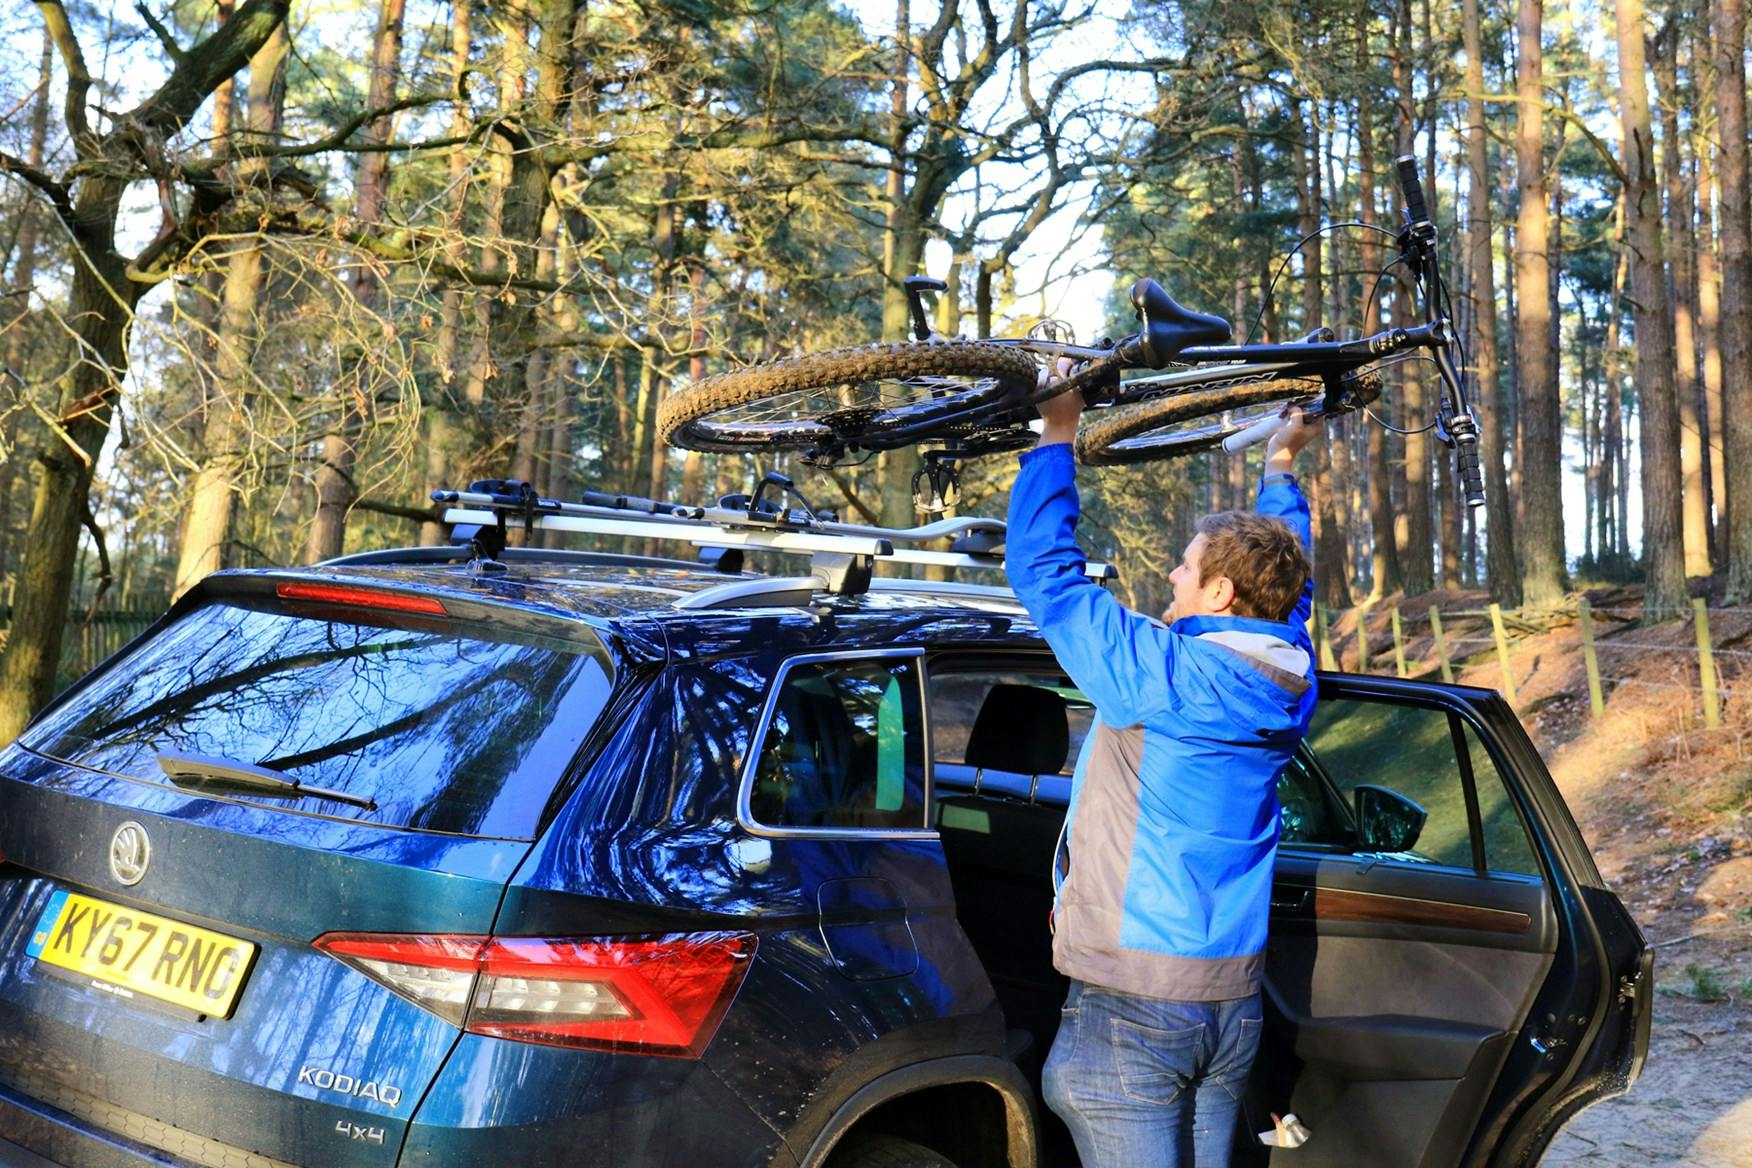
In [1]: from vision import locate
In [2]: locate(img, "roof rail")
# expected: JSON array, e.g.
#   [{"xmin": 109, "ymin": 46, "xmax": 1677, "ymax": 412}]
[
  {"xmin": 672, "ymin": 575, "xmax": 1029, "ymax": 612},
  {"xmin": 431, "ymin": 475, "xmax": 1116, "ymax": 597},
  {"xmin": 320, "ymin": 545, "xmax": 741, "ymax": 574}
]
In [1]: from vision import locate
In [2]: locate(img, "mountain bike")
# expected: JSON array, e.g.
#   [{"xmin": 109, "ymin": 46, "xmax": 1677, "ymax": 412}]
[{"xmin": 658, "ymin": 157, "xmax": 1485, "ymax": 510}]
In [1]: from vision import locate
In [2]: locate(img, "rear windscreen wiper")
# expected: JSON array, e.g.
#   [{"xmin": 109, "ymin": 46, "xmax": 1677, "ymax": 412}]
[{"xmin": 156, "ymin": 751, "xmax": 378, "ymax": 811}]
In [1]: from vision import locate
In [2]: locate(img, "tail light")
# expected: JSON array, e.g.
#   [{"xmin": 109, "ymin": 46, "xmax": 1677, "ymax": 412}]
[
  {"xmin": 313, "ymin": 931, "xmax": 756, "ymax": 1058},
  {"xmin": 276, "ymin": 582, "xmax": 448, "ymax": 616}
]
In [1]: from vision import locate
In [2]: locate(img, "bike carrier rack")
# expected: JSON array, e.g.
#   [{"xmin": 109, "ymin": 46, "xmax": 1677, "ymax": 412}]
[{"xmin": 431, "ymin": 473, "xmax": 1116, "ymax": 598}]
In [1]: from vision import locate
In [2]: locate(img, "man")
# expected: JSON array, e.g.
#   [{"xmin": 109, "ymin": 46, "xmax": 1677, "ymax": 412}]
[{"xmin": 1005, "ymin": 384, "xmax": 1321, "ymax": 1168}]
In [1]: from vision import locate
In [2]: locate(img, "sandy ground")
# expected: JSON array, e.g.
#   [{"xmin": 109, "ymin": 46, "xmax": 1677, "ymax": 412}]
[{"xmin": 1544, "ymin": 986, "xmax": 1752, "ymax": 1167}]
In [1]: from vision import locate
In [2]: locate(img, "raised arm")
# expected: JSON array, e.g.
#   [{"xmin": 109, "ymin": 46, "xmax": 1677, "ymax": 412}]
[
  {"xmin": 1257, "ymin": 411, "xmax": 1321, "ymax": 645},
  {"xmin": 1005, "ymin": 443, "xmax": 1178, "ymax": 728}
]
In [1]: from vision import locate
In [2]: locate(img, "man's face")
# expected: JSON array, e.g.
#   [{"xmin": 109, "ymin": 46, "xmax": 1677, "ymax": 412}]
[{"xmin": 1163, "ymin": 532, "xmax": 1234, "ymax": 623}]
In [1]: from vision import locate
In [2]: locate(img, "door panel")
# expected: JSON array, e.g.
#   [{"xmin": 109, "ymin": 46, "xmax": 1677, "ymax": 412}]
[
  {"xmin": 1252, "ymin": 862, "xmax": 1556, "ymax": 1167},
  {"xmin": 1245, "ymin": 687, "xmax": 1559, "ymax": 1168}
]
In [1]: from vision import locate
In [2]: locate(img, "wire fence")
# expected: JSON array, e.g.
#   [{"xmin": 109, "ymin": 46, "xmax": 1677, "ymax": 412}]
[
  {"xmin": 1309, "ymin": 595, "xmax": 1743, "ymax": 729},
  {"xmin": 0, "ymin": 603, "xmax": 164, "ymax": 693}
]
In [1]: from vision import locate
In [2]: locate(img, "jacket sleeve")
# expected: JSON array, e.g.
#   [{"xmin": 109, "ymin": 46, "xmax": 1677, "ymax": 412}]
[
  {"xmin": 1005, "ymin": 444, "xmax": 1178, "ymax": 727},
  {"xmin": 1257, "ymin": 471, "xmax": 1314, "ymax": 649}
]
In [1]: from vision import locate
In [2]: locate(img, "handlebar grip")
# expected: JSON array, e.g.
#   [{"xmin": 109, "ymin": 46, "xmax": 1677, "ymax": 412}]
[
  {"xmin": 1222, "ymin": 413, "xmax": 1284, "ymax": 455},
  {"xmin": 1456, "ymin": 440, "xmax": 1486, "ymax": 509},
  {"xmin": 1395, "ymin": 155, "xmax": 1430, "ymax": 225}
]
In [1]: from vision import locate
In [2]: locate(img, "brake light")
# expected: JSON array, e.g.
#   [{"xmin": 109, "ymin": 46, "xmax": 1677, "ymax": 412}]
[
  {"xmin": 313, "ymin": 932, "xmax": 756, "ymax": 1058},
  {"xmin": 276, "ymin": 582, "xmax": 448, "ymax": 615}
]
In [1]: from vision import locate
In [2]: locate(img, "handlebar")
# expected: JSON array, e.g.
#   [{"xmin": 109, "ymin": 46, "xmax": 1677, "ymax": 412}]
[
  {"xmin": 1394, "ymin": 154, "xmax": 1484, "ymax": 510},
  {"xmin": 1024, "ymin": 157, "xmax": 1486, "ymax": 512}
]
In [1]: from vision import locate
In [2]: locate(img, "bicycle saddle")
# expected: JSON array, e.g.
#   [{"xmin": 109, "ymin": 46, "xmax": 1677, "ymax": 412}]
[{"xmin": 1131, "ymin": 278, "xmax": 1232, "ymax": 368}]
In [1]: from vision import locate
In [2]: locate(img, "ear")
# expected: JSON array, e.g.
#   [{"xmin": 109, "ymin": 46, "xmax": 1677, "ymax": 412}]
[{"xmin": 1207, "ymin": 574, "xmax": 1236, "ymax": 614}]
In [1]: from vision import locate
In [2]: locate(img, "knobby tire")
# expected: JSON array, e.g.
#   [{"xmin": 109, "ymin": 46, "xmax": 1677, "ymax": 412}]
[{"xmin": 658, "ymin": 341, "xmax": 1041, "ymax": 454}]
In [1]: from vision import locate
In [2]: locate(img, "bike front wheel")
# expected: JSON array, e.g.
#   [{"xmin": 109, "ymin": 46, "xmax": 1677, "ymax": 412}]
[
  {"xmin": 658, "ymin": 340, "xmax": 1041, "ymax": 457},
  {"xmin": 1075, "ymin": 369, "xmax": 1380, "ymax": 466}
]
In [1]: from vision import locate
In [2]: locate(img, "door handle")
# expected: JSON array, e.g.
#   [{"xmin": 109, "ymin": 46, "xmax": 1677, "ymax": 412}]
[{"xmin": 1270, "ymin": 888, "xmax": 1311, "ymax": 913}]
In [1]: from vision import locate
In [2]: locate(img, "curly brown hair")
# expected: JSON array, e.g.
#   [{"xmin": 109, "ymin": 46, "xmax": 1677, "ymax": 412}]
[{"xmin": 1195, "ymin": 511, "xmax": 1312, "ymax": 621}]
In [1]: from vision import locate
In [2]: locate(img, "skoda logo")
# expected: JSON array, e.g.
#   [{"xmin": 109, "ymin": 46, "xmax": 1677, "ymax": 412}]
[{"xmin": 109, "ymin": 822, "xmax": 151, "ymax": 886}]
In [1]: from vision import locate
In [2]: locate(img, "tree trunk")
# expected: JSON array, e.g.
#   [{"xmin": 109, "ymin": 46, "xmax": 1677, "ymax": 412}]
[
  {"xmin": 636, "ymin": 183, "xmax": 679, "ymax": 501},
  {"xmin": 1464, "ymin": 0, "xmax": 1521, "ymax": 602},
  {"xmin": 1694, "ymin": 10, "xmax": 1726, "ymax": 557},
  {"xmin": 1514, "ymin": 0, "xmax": 1567, "ymax": 605},
  {"xmin": 1717, "ymin": 0, "xmax": 1752, "ymax": 600},
  {"xmin": 422, "ymin": 0, "xmax": 475, "ymax": 544},
  {"xmin": 1390, "ymin": 0, "xmax": 1433, "ymax": 594},
  {"xmin": 175, "ymin": 25, "xmax": 290, "ymax": 595},
  {"xmin": 0, "ymin": 179, "xmax": 133, "ymax": 743},
  {"xmin": 0, "ymin": 29, "xmax": 55, "ymax": 587},
  {"xmin": 1655, "ymin": 29, "xmax": 1712, "ymax": 577},
  {"xmin": 304, "ymin": 0, "xmax": 407, "ymax": 562},
  {"xmin": 1617, "ymin": 0, "xmax": 1689, "ymax": 620},
  {"xmin": 1296, "ymin": 104, "xmax": 1349, "ymax": 607},
  {"xmin": 1356, "ymin": 33, "xmax": 1403, "ymax": 598}
]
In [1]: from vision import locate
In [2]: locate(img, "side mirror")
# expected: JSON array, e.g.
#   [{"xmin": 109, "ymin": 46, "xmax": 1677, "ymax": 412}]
[{"xmin": 1353, "ymin": 784, "xmax": 1427, "ymax": 853}]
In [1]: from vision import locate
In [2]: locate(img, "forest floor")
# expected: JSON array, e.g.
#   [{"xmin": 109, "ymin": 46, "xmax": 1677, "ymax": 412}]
[{"xmin": 1343, "ymin": 585, "xmax": 1752, "ymax": 1165}]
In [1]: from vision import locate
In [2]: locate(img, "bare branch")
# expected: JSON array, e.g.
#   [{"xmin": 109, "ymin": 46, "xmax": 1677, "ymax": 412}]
[
  {"xmin": 227, "ymin": 92, "xmax": 453, "ymax": 161},
  {"xmin": 1475, "ymin": 91, "xmax": 1628, "ymax": 186},
  {"xmin": 0, "ymin": 149, "xmax": 75, "ymax": 226},
  {"xmin": 131, "ymin": 0, "xmax": 289, "ymax": 139},
  {"xmin": 134, "ymin": 2, "xmax": 188, "ymax": 65},
  {"xmin": 78, "ymin": 499, "xmax": 114, "ymax": 621},
  {"xmin": 32, "ymin": 0, "xmax": 94, "ymax": 152}
]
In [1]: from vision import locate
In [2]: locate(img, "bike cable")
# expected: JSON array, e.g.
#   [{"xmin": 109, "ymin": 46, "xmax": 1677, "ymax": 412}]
[{"xmin": 1243, "ymin": 220, "xmax": 1402, "ymax": 346}]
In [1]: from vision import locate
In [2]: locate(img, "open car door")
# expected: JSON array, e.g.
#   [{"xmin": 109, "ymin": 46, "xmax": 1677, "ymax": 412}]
[{"xmin": 1243, "ymin": 675, "xmax": 1650, "ymax": 1168}]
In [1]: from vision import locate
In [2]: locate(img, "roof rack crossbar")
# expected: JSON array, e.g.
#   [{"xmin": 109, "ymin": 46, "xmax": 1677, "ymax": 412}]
[{"xmin": 433, "ymin": 478, "xmax": 1117, "ymax": 597}]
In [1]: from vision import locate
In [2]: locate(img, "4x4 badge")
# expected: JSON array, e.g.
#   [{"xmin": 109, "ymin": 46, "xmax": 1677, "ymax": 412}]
[{"xmin": 109, "ymin": 822, "xmax": 150, "ymax": 886}]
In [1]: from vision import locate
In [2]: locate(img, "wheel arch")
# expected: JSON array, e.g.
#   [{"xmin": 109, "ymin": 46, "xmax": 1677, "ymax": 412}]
[{"xmin": 798, "ymin": 1056, "xmax": 1038, "ymax": 1168}]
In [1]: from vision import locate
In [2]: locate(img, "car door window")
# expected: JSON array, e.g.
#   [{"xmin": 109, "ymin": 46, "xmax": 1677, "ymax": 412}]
[
  {"xmin": 748, "ymin": 656, "xmax": 926, "ymax": 831},
  {"xmin": 1276, "ymin": 752, "xmax": 1351, "ymax": 850},
  {"xmin": 929, "ymin": 670, "xmax": 1095, "ymax": 778},
  {"xmin": 1278, "ymin": 694, "xmax": 1540, "ymax": 876}
]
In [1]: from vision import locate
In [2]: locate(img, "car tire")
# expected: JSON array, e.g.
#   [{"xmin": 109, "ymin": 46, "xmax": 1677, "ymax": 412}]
[{"xmin": 826, "ymin": 1134, "xmax": 958, "ymax": 1168}]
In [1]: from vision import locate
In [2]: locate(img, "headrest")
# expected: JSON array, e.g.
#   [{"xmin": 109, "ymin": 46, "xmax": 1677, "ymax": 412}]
[{"xmin": 964, "ymin": 684, "xmax": 1069, "ymax": 777}]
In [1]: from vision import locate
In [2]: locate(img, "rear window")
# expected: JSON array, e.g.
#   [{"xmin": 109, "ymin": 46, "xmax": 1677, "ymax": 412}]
[{"xmin": 23, "ymin": 599, "xmax": 614, "ymax": 839}]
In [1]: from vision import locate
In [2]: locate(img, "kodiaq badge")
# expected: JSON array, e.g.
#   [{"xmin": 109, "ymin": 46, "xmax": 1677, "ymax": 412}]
[
  {"xmin": 299, "ymin": 1066, "xmax": 403, "ymax": 1107},
  {"xmin": 109, "ymin": 822, "xmax": 150, "ymax": 886}
]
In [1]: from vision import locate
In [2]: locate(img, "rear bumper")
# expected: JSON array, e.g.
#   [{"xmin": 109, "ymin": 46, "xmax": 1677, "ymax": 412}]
[
  {"xmin": 0, "ymin": 1137, "xmax": 62, "ymax": 1168},
  {"xmin": 0, "ymin": 1074, "xmax": 217, "ymax": 1168},
  {"xmin": 0, "ymin": 1092, "xmax": 133, "ymax": 1168}
]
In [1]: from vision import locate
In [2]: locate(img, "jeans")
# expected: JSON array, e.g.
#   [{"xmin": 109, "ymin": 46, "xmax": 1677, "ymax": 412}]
[{"xmin": 1042, "ymin": 981, "xmax": 1263, "ymax": 1168}]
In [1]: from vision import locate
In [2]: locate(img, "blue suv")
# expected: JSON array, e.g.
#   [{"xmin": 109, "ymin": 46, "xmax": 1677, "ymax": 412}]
[{"xmin": 0, "ymin": 509, "xmax": 1651, "ymax": 1168}]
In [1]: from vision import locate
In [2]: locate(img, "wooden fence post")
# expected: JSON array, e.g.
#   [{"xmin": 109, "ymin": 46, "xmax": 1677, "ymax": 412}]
[
  {"xmin": 1694, "ymin": 597, "xmax": 1721, "ymax": 729},
  {"xmin": 1315, "ymin": 604, "xmax": 1338, "ymax": 671},
  {"xmin": 1355, "ymin": 604, "xmax": 1372, "ymax": 673},
  {"xmin": 1429, "ymin": 606, "xmax": 1453, "ymax": 683},
  {"xmin": 1488, "ymin": 603, "xmax": 1517, "ymax": 703},
  {"xmin": 1390, "ymin": 605, "xmax": 1408, "ymax": 677},
  {"xmin": 1577, "ymin": 598, "xmax": 1605, "ymax": 718}
]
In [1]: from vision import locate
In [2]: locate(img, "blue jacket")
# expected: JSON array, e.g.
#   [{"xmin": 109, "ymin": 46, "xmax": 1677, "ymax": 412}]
[{"xmin": 1005, "ymin": 443, "xmax": 1317, "ymax": 1001}]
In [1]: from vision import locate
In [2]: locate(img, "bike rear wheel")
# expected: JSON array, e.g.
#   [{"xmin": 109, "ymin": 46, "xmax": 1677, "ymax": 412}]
[
  {"xmin": 1076, "ymin": 369, "xmax": 1380, "ymax": 466},
  {"xmin": 658, "ymin": 341, "xmax": 1040, "ymax": 457}
]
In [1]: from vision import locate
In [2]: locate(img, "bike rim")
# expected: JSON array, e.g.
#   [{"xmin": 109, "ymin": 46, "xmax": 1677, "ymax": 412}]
[
  {"xmin": 1101, "ymin": 399, "xmax": 1319, "ymax": 456},
  {"xmin": 677, "ymin": 373, "xmax": 1027, "ymax": 452}
]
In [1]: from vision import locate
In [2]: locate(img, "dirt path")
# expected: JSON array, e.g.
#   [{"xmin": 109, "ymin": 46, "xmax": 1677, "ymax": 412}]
[{"xmin": 1543, "ymin": 986, "xmax": 1752, "ymax": 1167}]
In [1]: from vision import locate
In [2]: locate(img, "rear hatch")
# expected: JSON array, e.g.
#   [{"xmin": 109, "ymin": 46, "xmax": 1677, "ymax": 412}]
[{"xmin": 0, "ymin": 576, "xmax": 617, "ymax": 1167}]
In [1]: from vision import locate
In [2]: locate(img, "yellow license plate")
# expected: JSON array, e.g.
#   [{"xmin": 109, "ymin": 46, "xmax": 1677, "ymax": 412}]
[{"xmin": 27, "ymin": 890, "xmax": 256, "ymax": 1019}]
